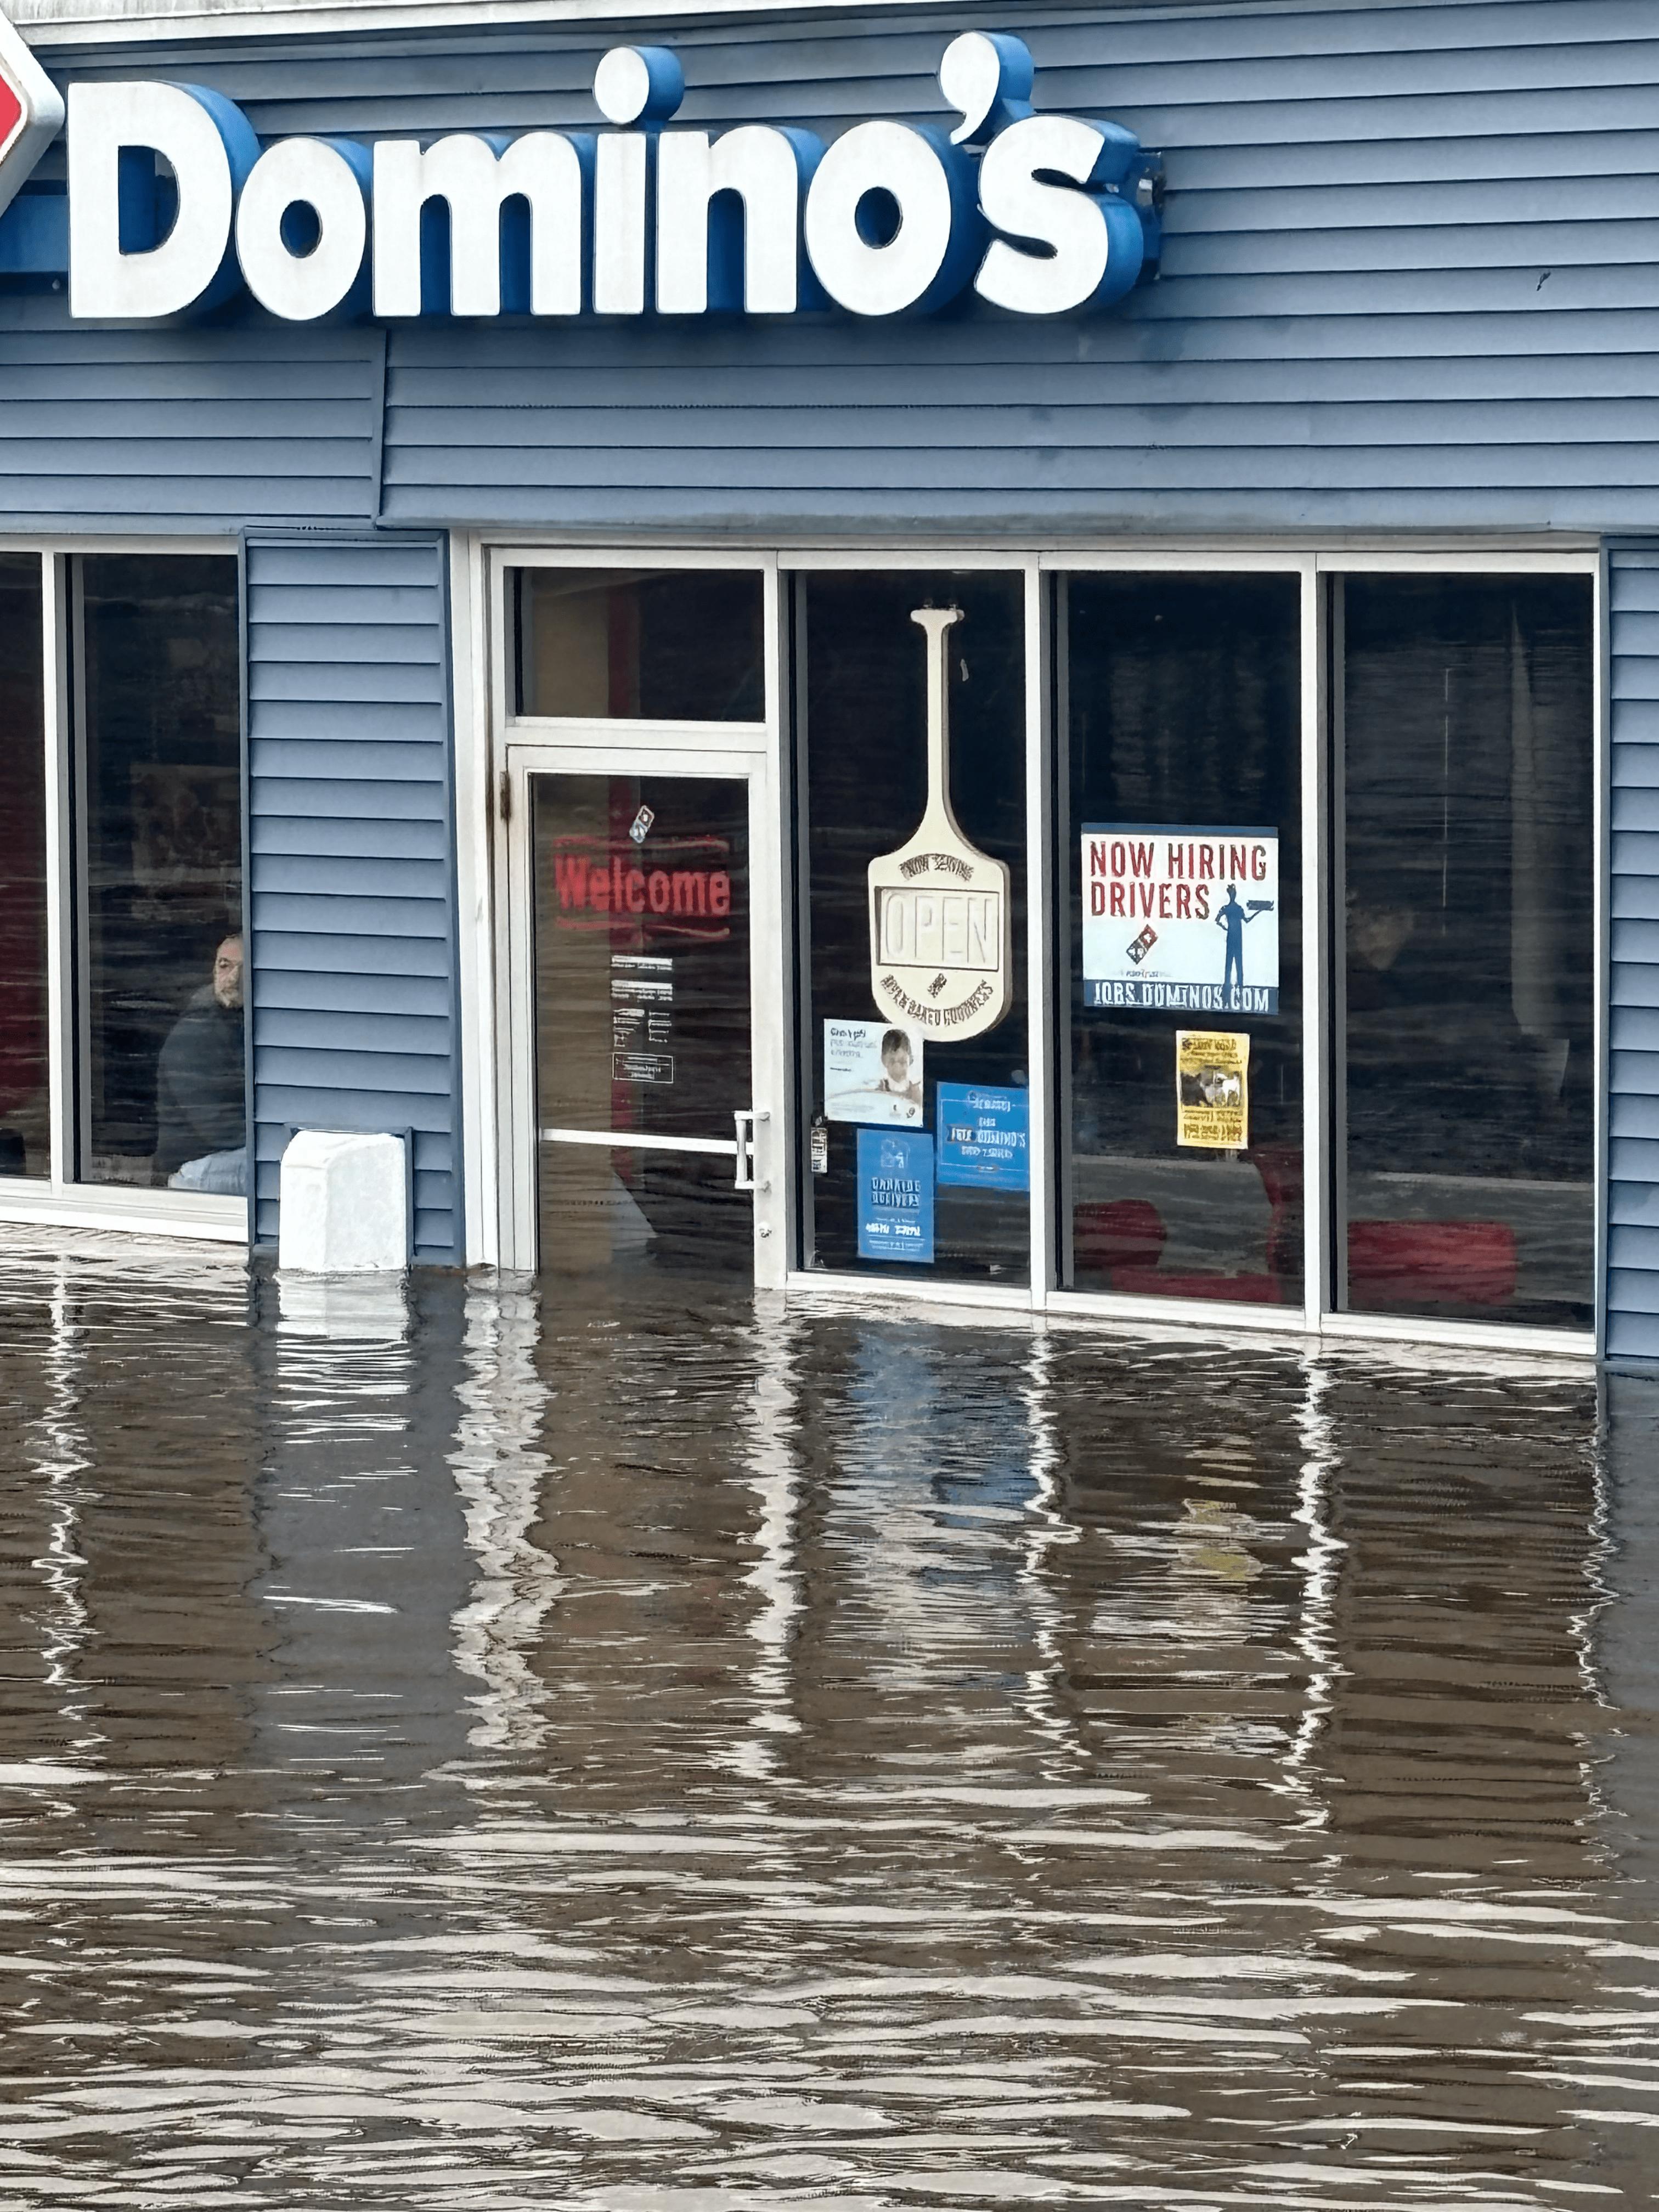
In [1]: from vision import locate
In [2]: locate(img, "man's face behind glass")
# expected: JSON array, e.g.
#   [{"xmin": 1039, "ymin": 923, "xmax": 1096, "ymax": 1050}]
[{"xmin": 213, "ymin": 940, "xmax": 244, "ymax": 1012}]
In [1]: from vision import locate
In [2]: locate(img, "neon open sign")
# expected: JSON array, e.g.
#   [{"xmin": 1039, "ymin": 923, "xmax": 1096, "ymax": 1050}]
[{"xmin": 61, "ymin": 32, "xmax": 1161, "ymax": 324}]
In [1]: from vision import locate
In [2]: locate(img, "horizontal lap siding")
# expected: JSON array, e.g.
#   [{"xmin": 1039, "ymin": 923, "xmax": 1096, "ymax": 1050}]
[
  {"xmin": 19, "ymin": 1, "xmax": 1659, "ymax": 532},
  {"xmin": 0, "ymin": 297, "xmax": 381, "ymax": 533},
  {"xmin": 1609, "ymin": 550, "xmax": 1659, "ymax": 1358},
  {"xmin": 32, "ymin": 0, "xmax": 1659, "ymax": 533},
  {"xmin": 246, "ymin": 534, "xmax": 460, "ymax": 1263},
  {"xmin": 0, "ymin": 117, "xmax": 379, "ymax": 532},
  {"xmin": 341, "ymin": 0, "xmax": 1659, "ymax": 534}
]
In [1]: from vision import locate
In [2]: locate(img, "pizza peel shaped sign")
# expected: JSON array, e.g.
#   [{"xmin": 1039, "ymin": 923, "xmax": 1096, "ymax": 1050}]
[
  {"xmin": 0, "ymin": 5, "xmax": 63, "ymax": 220},
  {"xmin": 867, "ymin": 608, "xmax": 1011, "ymax": 1042}
]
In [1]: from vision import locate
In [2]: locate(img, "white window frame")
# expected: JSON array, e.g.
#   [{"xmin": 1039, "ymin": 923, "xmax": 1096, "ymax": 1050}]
[
  {"xmin": 1308, "ymin": 547, "xmax": 1603, "ymax": 1361},
  {"xmin": 1039, "ymin": 548, "xmax": 1317, "ymax": 1340},
  {"xmin": 1039, "ymin": 544, "xmax": 1601, "ymax": 1361},
  {"xmin": 0, "ymin": 541, "xmax": 247, "ymax": 1244},
  {"xmin": 775, "ymin": 547, "xmax": 1047, "ymax": 1314},
  {"xmin": 477, "ymin": 544, "xmax": 787, "ymax": 1276},
  {"xmin": 467, "ymin": 534, "xmax": 1604, "ymax": 1361}
]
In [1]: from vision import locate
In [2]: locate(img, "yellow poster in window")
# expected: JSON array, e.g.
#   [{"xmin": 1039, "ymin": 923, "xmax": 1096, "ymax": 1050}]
[{"xmin": 1176, "ymin": 1030, "xmax": 1250, "ymax": 1150}]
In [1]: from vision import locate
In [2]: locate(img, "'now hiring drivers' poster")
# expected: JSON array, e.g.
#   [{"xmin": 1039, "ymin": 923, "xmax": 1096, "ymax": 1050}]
[{"xmin": 1082, "ymin": 826, "xmax": 1279, "ymax": 1015}]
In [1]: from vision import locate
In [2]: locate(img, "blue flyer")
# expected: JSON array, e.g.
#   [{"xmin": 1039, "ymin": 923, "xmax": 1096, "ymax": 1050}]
[
  {"xmin": 936, "ymin": 1083, "xmax": 1030, "ymax": 1192},
  {"xmin": 856, "ymin": 1128, "xmax": 935, "ymax": 1263}
]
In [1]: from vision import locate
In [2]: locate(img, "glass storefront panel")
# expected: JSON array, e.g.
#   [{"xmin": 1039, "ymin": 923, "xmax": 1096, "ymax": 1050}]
[
  {"xmin": 76, "ymin": 555, "xmax": 245, "ymax": 1192},
  {"xmin": 533, "ymin": 769, "xmax": 754, "ymax": 1276},
  {"xmin": 503, "ymin": 551, "xmax": 1598, "ymax": 1338},
  {"xmin": 516, "ymin": 568, "xmax": 764, "ymax": 721},
  {"xmin": 796, "ymin": 571, "xmax": 1029, "ymax": 1284},
  {"xmin": 0, "ymin": 554, "xmax": 49, "ymax": 1178},
  {"xmin": 1061, "ymin": 572, "xmax": 1304, "ymax": 1305},
  {"xmin": 1338, "ymin": 574, "xmax": 1594, "ymax": 1329}
]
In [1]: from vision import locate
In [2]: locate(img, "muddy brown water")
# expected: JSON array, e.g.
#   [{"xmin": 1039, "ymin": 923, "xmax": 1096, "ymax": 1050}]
[{"xmin": 0, "ymin": 1228, "xmax": 1656, "ymax": 2208}]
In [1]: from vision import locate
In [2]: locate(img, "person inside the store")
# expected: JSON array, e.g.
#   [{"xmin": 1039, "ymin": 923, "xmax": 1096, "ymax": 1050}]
[{"xmin": 155, "ymin": 932, "xmax": 247, "ymax": 1195}]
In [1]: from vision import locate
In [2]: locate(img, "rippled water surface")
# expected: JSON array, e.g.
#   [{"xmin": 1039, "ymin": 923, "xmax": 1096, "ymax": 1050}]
[{"xmin": 1, "ymin": 1228, "xmax": 1657, "ymax": 2208}]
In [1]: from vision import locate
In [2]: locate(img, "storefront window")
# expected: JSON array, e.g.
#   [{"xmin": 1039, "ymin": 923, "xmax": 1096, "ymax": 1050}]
[
  {"xmin": 75, "ymin": 555, "xmax": 245, "ymax": 1192},
  {"xmin": 0, "ymin": 554, "xmax": 49, "ymax": 1178},
  {"xmin": 1337, "ymin": 574, "xmax": 1594, "ymax": 1329},
  {"xmin": 515, "ymin": 568, "xmax": 764, "ymax": 721},
  {"xmin": 796, "ymin": 572, "xmax": 1028, "ymax": 1283},
  {"xmin": 1061, "ymin": 572, "xmax": 1304, "ymax": 1304}
]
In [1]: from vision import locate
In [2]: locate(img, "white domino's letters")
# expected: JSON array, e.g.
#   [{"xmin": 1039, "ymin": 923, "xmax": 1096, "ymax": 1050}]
[{"xmin": 64, "ymin": 32, "xmax": 1163, "ymax": 325}]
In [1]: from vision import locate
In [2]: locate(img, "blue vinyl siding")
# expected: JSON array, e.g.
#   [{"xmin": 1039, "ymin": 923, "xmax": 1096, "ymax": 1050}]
[
  {"xmin": 0, "ymin": 291, "xmax": 382, "ymax": 533},
  {"xmin": 9, "ymin": 0, "xmax": 1659, "ymax": 535},
  {"xmin": 1608, "ymin": 549, "xmax": 1659, "ymax": 1358},
  {"xmin": 365, "ymin": 0, "xmax": 1659, "ymax": 533},
  {"xmin": 245, "ymin": 534, "xmax": 460, "ymax": 1263}
]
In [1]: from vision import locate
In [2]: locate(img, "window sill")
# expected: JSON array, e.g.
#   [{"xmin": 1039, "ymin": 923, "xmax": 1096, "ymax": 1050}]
[{"xmin": 0, "ymin": 1184, "xmax": 246, "ymax": 1244}]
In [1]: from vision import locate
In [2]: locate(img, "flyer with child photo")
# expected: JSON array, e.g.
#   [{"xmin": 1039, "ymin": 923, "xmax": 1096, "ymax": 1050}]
[{"xmin": 823, "ymin": 1019, "xmax": 925, "ymax": 1126}]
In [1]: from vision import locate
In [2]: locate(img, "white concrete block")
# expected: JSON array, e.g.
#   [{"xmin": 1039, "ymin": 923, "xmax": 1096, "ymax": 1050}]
[{"xmin": 279, "ymin": 1130, "xmax": 409, "ymax": 1274}]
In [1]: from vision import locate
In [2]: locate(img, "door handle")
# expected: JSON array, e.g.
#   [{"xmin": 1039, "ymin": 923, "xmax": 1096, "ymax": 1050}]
[{"xmin": 733, "ymin": 1109, "xmax": 771, "ymax": 1193}]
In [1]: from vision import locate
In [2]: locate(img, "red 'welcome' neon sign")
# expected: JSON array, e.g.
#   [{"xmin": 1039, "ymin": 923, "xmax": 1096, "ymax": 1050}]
[{"xmin": 549, "ymin": 835, "xmax": 735, "ymax": 941}]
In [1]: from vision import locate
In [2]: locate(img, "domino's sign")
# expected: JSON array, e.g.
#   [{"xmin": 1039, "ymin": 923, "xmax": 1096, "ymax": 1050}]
[{"xmin": 63, "ymin": 33, "xmax": 1161, "ymax": 323}]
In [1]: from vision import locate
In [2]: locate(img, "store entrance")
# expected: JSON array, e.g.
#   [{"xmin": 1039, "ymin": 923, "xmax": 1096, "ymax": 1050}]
[{"xmin": 529, "ymin": 767, "xmax": 762, "ymax": 1279}]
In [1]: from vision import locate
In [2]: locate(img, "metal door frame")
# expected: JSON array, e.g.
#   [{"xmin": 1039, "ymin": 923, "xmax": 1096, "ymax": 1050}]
[{"xmin": 497, "ymin": 735, "xmax": 788, "ymax": 1282}]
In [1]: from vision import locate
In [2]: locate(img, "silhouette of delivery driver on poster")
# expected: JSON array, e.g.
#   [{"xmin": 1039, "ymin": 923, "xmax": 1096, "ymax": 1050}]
[{"xmin": 1215, "ymin": 883, "xmax": 1273, "ymax": 997}]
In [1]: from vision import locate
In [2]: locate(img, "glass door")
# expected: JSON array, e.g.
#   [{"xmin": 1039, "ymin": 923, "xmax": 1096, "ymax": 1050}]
[{"xmin": 503, "ymin": 752, "xmax": 782, "ymax": 1284}]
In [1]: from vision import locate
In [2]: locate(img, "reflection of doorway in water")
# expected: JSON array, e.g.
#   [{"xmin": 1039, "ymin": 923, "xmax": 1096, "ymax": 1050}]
[{"xmin": 532, "ymin": 770, "xmax": 754, "ymax": 1281}]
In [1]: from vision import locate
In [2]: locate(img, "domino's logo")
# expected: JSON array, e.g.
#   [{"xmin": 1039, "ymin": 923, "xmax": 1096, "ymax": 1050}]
[
  {"xmin": 0, "ymin": 5, "xmax": 64, "ymax": 219},
  {"xmin": 57, "ymin": 30, "xmax": 1161, "ymax": 324}
]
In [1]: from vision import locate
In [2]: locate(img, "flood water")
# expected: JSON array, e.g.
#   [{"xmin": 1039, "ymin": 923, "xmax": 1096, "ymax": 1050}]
[{"xmin": 1, "ymin": 1228, "xmax": 1657, "ymax": 2208}]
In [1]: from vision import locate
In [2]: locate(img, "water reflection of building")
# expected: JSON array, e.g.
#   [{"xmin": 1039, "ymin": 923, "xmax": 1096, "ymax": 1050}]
[
  {"xmin": 1309, "ymin": 1361, "xmax": 1607, "ymax": 1882},
  {"xmin": 783, "ymin": 1315, "xmax": 1076, "ymax": 1763},
  {"xmin": 247, "ymin": 1272, "xmax": 476, "ymax": 1799},
  {"xmin": 448, "ymin": 1275, "xmax": 564, "ymax": 1754},
  {"xmin": 495, "ymin": 1277, "xmax": 793, "ymax": 1787},
  {"xmin": 0, "ymin": 1255, "xmax": 1643, "ymax": 2200},
  {"xmin": 1029, "ymin": 1341, "xmax": 1611, "ymax": 1881},
  {"xmin": 1595, "ymin": 1370, "xmax": 1659, "ymax": 1887},
  {"xmin": 0, "ymin": 1234, "xmax": 267, "ymax": 1790},
  {"xmin": 1031, "ymin": 1341, "xmax": 1319, "ymax": 1838}
]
